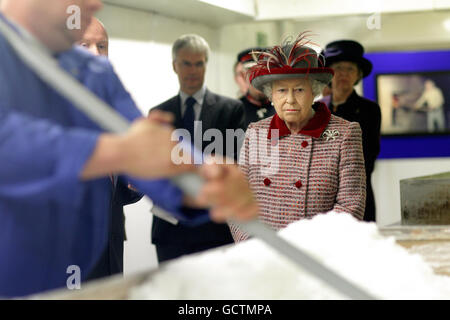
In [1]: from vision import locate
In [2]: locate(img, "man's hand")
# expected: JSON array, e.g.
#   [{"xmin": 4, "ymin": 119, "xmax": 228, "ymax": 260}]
[
  {"xmin": 81, "ymin": 111, "xmax": 194, "ymax": 180},
  {"xmin": 197, "ymin": 162, "xmax": 259, "ymax": 223}
]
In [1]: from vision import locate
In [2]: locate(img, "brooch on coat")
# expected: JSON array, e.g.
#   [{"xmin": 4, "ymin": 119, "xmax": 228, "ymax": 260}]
[
  {"xmin": 257, "ymin": 108, "xmax": 268, "ymax": 119},
  {"xmin": 322, "ymin": 129, "xmax": 340, "ymax": 141}
]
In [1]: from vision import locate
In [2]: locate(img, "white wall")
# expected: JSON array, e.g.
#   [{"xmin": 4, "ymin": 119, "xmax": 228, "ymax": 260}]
[
  {"xmin": 373, "ymin": 158, "xmax": 450, "ymax": 226},
  {"xmin": 218, "ymin": 21, "xmax": 282, "ymax": 98},
  {"xmin": 97, "ymin": 4, "xmax": 221, "ymax": 114},
  {"xmin": 289, "ymin": 10, "xmax": 450, "ymax": 52},
  {"xmin": 96, "ymin": 4, "xmax": 450, "ymax": 275}
]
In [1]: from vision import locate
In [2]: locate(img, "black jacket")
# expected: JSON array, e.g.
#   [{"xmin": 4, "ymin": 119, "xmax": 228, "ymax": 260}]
[
  {"xmin": 324, "ymin": 91, "xmax": 381, "ymax": 222},
  {"xmin": 240, "ymin": 95, "xmax": 276, "ymax": 129},
  {"xmin": 87, "ymin": 179, "xmax": 143, "ymax": 280},
  {"xmin": 151, "ymin": 89, "xmax": 246, "ymax": 246}
]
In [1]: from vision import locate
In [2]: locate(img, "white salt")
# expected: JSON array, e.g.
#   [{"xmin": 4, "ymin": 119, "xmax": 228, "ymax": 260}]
[{"xmin": 130, "ymin": 212, "xmax": 450, "ymax": 299}]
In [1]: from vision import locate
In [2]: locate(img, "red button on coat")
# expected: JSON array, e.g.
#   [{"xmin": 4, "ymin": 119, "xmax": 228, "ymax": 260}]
[
  {"xmin": 301, "ymin": 141, "xmax": 308, "ymax": 148},
  {"xmin": 264, "ymin": 178, "xmax": 271, "ymax": 186},
  {"xmin": 295, "ymin": 180, "xmax": 302, "ymax": 188}
]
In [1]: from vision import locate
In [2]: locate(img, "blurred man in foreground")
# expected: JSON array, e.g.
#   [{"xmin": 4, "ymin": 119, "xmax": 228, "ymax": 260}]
[{"xmin": 0, "ymin": 0, "xmax": 258, "ymax": 297}]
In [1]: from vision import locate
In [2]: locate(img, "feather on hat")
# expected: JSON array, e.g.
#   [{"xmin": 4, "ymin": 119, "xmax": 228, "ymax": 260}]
[{"xmin": 248, "ymin": 32, "xmax": 334, "ymax": 92}]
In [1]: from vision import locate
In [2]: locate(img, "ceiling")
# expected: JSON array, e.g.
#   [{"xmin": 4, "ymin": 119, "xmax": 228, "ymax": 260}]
[
  {"xmin": 103, "ymin": 0, "xmax": 450, "ymax": 27},
  {"xmin": 102, "ymin": 0, "xmax": 255, "ymax": 27}
]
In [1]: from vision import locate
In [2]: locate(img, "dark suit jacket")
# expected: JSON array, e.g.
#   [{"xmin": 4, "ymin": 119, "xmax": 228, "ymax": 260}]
[
  {"xmin": 87, "ymin": 179, "xmax": 143, "ymax": 280},
  {"xmin": 151, "ymin": 89, "xmax": 246, "ymax": 246},
  {"xmin": 240, "ymin": 95, "xmax": 276, "ymax": 129},
  {"xmin": 322, "ymin": 91, "xmax": 381, "ymax": 222}
]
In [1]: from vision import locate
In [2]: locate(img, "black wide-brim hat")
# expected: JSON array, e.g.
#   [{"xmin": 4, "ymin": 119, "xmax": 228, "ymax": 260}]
[
  {"xmin": 322, "ymin": 40, "xmax": 373, "ymax": 78},
  {"xmin": 248, "ymin": 32, "xmax": 334, "ymax": 92}
]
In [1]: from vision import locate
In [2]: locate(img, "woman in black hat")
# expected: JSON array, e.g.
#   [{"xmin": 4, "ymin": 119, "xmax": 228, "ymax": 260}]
[{"xmin": 322, "ymin": 40, "xmax": 381, "ymax": 222}]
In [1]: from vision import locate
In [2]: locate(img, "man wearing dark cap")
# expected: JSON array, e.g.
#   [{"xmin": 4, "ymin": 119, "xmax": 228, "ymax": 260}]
[
  {"xmin": 236, "ymin": 48, "xmax": 275, "ymax": 128},
  {"xmin": 322, "ymin": 40, "xmax": 381, "ymax": 222}
]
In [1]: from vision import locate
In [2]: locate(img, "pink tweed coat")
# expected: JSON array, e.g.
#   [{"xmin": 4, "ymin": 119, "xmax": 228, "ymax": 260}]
[{"xmin": 230, "ymin": 102, "xmax": 366, "ymax": 242}]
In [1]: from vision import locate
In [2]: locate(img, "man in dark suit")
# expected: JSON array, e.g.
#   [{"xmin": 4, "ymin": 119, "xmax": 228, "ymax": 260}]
[
  {"xmin": 77, "ymin": 18, "xmax": 143, "ymax": 279},
  {"xmin": 150, "ymin": 34, "xmax": 246, "ymax": 263}
]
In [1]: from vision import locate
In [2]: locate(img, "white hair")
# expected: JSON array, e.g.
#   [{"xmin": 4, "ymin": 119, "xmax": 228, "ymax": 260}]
[
  {"xmin": 172, "ymin": 34, "xmax": 210, "ymax": 62},
  {"xmin": 262, "ymin": 78, "xmax": 328, "ymax": 101}
]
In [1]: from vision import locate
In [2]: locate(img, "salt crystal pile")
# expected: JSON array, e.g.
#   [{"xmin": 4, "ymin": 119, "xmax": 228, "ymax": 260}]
[{"xmin": 130, "ymin": 212, "xmax": 450, "ymax": 299}]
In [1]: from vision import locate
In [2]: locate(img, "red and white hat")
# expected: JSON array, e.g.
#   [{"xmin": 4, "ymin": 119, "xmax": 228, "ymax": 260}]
[{"xmin": 248, "ymin": 32, "xmax": 334, "ymax": 92}]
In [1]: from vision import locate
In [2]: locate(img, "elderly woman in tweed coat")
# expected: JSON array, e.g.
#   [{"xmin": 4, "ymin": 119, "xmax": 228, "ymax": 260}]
[{"xmin": 231, "ymin": 32, "xmax": 366, "ymax": 242}]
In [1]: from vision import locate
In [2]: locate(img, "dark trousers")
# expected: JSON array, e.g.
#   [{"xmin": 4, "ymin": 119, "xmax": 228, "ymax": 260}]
[
  {"xmin": 363, "ymin": 179, "xmax": 376, "ymax": 222},
  {"xmin": 87, "ymin": 181, "xmax": 142, "ymax": 281},
  {"xmin": 155, "ymin": 242, "xmax": 229, "ymax": 263}
]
